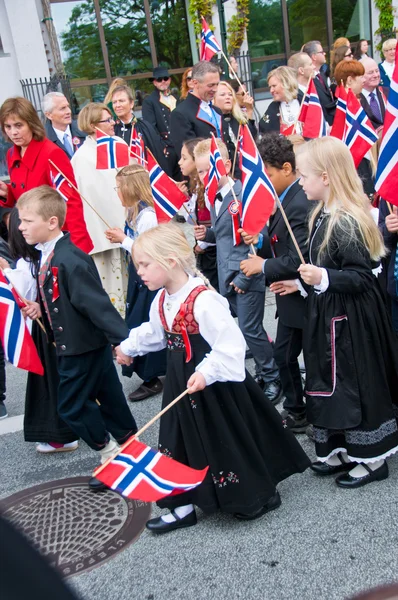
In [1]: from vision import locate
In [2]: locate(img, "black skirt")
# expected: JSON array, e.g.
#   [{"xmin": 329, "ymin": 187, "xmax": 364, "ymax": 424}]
[
  {"xmin": 24, "ymin": 321, "xmax": 77, "ymax": 444},
  {"xmin": 122, "ymin": 261, "xmax": 167, "ymax": 382},
  {"xmin": 157, "ymin": 331, "xmax": 310, "ymax": 515}
]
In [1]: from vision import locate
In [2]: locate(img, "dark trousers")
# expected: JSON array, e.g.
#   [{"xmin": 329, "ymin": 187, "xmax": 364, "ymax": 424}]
[
  {"xmin": 274, "ymin": 322, "xmax": 305, "ymax": 417},
  {"xmin": 391, "ymin": 297, "xmax": 398, "ymax": 335},
  {"xmin": 0, "ymin": 343, "xmax": 5, "ymax": 403},
  {"xmin": 229, "ymin": 291, "xmax": 278, "ymax": 382},
  {"xmin": 57, "ymin": 345, "xmax": 137, "ymax": 450}
]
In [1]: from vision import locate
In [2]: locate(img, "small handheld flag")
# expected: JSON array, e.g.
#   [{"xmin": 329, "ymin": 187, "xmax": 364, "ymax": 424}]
[
  {"xmin": 95, "ymin": 438, "xmax": 208, "ymax": 502},
  {"xmin": 96, "ymin": 129, "xmax": 129, "ymax": 169},
  {"xmin": 130, "ymin": 126, "xmax": 146, "ymax": 166},
  {"xmin": 330, "ymin": 83, "xmax": 348, "ymax": 140},
  {"xmin": 147, "ymin": 150, "xmax": 187, "ymax": 222},
  {"xmin": 344, "ymin": 89, "xmax": 378, "ymax": 167},
  {"xmin": 49, "ymin": 166, "xmax": 72, "ymax": 202},
  {"xmin": 204, "ymin": 135, "xmax": 227, "ymax": 206},
  {"xmin": 200, "ymin": 18, "xmax": 222, "ymax": 61},
  {"xmin": 0, "ymin": 272, "xmax": 44, "ymax": 375},
  {"xmin": 239, "ymin": 124, "xmax": 276, "ymax": 235},
  {"xmin": 375, "ymin": 44, "xmax": 398, "ymax": 206},
  {"xmin": 298, "ymin": 79, "xmax": 327, "ymax": 138}
]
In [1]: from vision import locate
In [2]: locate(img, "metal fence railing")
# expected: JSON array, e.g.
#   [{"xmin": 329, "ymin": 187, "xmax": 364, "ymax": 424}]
[{"xmin": 20, "ymin": 75, "xmax": 75, "ymax": 121}]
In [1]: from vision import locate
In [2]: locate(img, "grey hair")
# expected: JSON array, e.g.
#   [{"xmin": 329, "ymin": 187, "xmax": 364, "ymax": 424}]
[
  {"xmin": 302, "ymin": 41, "xmax": 321, "ymax": 58},
  {"xmin": 41, "ymin": 92, "xmax": 67, "ymax": 114},
  {"xmin": 192, "ymin": 61, "xmax": 220, "ymax": 82}
]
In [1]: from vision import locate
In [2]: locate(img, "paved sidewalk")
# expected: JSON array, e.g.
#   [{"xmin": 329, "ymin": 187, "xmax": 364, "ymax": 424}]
[{"xmin": 0, "ymin": 295, "xmax": 397, "ymax": 600}]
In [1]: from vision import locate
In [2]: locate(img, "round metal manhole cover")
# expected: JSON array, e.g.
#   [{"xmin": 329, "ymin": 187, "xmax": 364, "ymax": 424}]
[{"xmin": 0, "ymin": 477, "xmax": 151, "ymax": 578}]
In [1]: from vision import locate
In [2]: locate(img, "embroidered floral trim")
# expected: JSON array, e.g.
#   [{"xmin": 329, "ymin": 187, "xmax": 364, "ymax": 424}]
[
  {"xmin": 190, "ymin": 397, "xmax": 197, "ymax": 409},
  {"xmin": 158, "ymin": 445, "xmax": 172, "ymax": 458},
  {"xmin": 212, "ymin": 471, "xmax": 240, "ymax": 488},
  {"xmin": 165, "ymin": 331, "xmax": 185, "ymax": 351},
  {"xmin": 313, "ymin": 419, "xmax": 398, "ymax": 446}
]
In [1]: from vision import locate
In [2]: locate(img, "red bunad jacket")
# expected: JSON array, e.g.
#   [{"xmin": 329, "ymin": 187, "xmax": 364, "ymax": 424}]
[{"xmin": 4, "ymin": 138, "xmax": 93, "ymax": 254}]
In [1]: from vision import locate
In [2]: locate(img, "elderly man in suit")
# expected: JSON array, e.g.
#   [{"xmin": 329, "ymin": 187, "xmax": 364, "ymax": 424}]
[
  {"xmin": 240, "ymin": 134, "xmax": 311, "ymax": 432},
  {"xmin": 302, "ymin": 40, "xmax": 336, "ymax": 125},
  {"xmin": 170, "ymin": 61, "xmax": 228, "ymax": 158},
  {"xmin": 193, "ymin": 137, "xmax": 282, "ymax": 405},
  {"xmin": 359, "ymin": 57, "xmax": 386, "ymax": 129},
  {"xmin": 42, "ymin": 92, "xmax": 85, "ymax": 159},
  {"xmin": 142, "ymin": 66, "xmax": 179, "ymax": 177}
]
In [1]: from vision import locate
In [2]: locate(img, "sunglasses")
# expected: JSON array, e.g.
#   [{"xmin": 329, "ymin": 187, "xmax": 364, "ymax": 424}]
[
  {"xmin": 346, "ymin": 52, "xmax": 353, "ymax": 57},
  {"xmin": 155, "ymin": 76, "xmax": 170, "ymax": 82},
  {"xmin": 187, "ymin": 76, "xmax": 192, "ymax": 80}
]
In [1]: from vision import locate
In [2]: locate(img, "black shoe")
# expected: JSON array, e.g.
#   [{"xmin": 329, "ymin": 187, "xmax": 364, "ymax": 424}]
[
  {"xmin": 306, "ymin": 424, "xmax": 315, "ymax": 442},
  {"xmin": 146, "ymin": 509, "xmax": 197, "ymax": 534},
  {"xmin": 311, "ymin": 454, "xmax": 354, "ymax": 476},
  {"xmin": 282, "ymin": 411, "xmax": 308, "ymax": 433},
  {"xmin": 255, "ymin": 377, "xmax": 283, "ymax": 405},
  {"xmin": 335, "ymin": 461, "xmax": 389, "ymax": 489},
  {"xmin": 89, "ymin": 477, "xmax": 108, "ymax": 492},
  {"xmin": 0, "ymin": 402, "xmax": 8, "ymax": 420},
  {"xmin": 234, "ymin": 491, "xmax": 281, "ymax": 520},
  {"xmin": 128, "ymin": 378, "xmax": 163, "ymax": 402}
]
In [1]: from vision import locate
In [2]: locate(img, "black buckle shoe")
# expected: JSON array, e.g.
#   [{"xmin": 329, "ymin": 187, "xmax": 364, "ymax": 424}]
[
  {"xmin": 88, "ymin": 477, "xmax": 108, "ymax": 492},
  {"xmin": 256, "ymin": 377, "xmax": 283, "ymax": 405},
  {"xmin": 234, "ymin": 491, "xmax": 281, "ymax": 520},
  {"xmin": 146, "ymin": 509, "xmax": 197, "ymax": 534},
  {"xmin": 335, "ymin": 461, "xmax": 389, "ymax": 489},
  {"xmin": 282, "ymin": 412, "xmax": 308, "ymax": 433}
]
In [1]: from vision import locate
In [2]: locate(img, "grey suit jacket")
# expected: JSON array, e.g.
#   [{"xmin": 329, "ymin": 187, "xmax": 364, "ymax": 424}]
[{"xmin": 204, "ymin": 180, "xmax": 265, "ymax": 297}]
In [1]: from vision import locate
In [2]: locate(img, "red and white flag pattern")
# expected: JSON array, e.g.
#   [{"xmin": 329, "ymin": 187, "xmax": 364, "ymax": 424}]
[
  {"xmin": 96, "ymin": 129, "xmax": 129, "ymax": 170},
  {"xmin": 147, "ymin": 150, "xmax": 187, "ymax": 222}
]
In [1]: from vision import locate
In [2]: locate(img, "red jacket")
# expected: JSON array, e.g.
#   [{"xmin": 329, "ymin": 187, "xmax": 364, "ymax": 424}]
[{"xmin": 4, "ymin": 138, "xmax": 93, "ymax": 254}]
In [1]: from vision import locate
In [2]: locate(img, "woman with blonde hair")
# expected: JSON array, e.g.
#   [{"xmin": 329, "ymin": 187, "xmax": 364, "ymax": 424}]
[
  {"xmin": 280, "ymin": 137, "xmax": 398, "ymax": 489},
  {"xmin": 71, "ymin": 102, "xmax": 128, "ymax": 314},
  {"xmin": 114, "ymin": 222, "xmax": 310, "ymax": 533},
  {"xmin": 105, "ymin": 164, "xmax": 166, "ymax": 402},
  {"xmin": 379, "ymin": 38, "xmax": 397, "ymax": 90},
  {"xmin": 259, "ymin": 66, "xmax": 299, "ymax": 134},
  {"xmin": 213, "ymin": 80, "xmax": 257, "ymax": 175},
  {"xmin": 104, "ymin": 77, "xmax": 127, "ymax": 117}
]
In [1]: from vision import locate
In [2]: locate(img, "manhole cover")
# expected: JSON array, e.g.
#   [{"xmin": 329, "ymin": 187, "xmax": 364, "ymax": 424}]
[{"xmin": 0, "ymin": 477, "xmax": 151, "ymax": 578}]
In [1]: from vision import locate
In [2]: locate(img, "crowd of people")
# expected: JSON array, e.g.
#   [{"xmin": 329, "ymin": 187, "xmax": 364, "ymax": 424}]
[{"xmin": 0, "ymin": 34, "xmax": 397, "ymax": 536}]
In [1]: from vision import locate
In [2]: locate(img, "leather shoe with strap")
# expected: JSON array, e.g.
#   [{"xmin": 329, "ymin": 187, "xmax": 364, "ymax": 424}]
[
  {"xmin": 311, "ymin": 452, "xmax": 354, "ymax": 476},
  {"xmin": 88, "ymin": 477, "xmax": 108, "ymax": 492},
  {"xmin": 128, "ymin": 378, "xmax": 163, "ymax": 402},
  {"xmin": 146, "ymin": 509, "xmax": 197, "ymax": 533},
  {"xmin": 234, "ymin": 491, "xmax": 281, "ymax": 520},
  {"xmin": 335, "ymin": 461, "xmax": 388, "ymax": 489}
]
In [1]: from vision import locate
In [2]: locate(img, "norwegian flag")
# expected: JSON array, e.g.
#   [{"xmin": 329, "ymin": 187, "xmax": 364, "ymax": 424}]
[
  {"xmin": 375, "ymin": 44, "xmax": 398, "ymax": 206},
  {"xmin": 49, "ymin": 166, "xmax": 71, "ymax": 202},
  {"xmin": 203, "ymin": 134, "xmax": 227, "ymax": 206},
  {"xmin": 95, "ymin": 438, "xmax": 208, "ymax": 502},
  {"xmin": 147, "ymin": 150, "xmax": 187, "ymax": 222},
  {"xmin": 298, "ymin": 79, "xmax": 327, "ymax": 138},
  {"xmin": 239, "ymin": 124, "xmax": 276, "ymax": 235},
  {"xmin": 330, "ymin": 83, "xmax": 348, "ymax": 140},
  {"xmin": 280, "ymin": 123, "xmax": 296, "ymax": 137},
  {"xmin": 130, "ymin": 126, "xmax": 146, "ymax": 166},
  {"xmin": 96, "ymin": 128, "xmax": 129, "ymax": 169},
  {"xmin": 0, "ymin": 272, "xmax": 43, "ymax": 375},
  {"xmin": 200, "ymin": 17, "xmax": 222, "ymax": 61},
  {"xmin": 344, "ymin": 89, "xmax": 378, "ymax": 167}
]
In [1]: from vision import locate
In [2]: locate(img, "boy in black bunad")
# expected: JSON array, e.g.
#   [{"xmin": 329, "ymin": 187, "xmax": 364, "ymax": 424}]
[
  {"xmin": 240, "ymin": 134, "xmax": 311, "ymax": 434},
  {"xmin": 18, "ymin": 185, "xmax": 137, "ymax": 490}
]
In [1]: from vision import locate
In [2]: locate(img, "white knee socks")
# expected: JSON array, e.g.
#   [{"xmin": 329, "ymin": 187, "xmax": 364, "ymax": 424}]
[{"xmin": 160, "ymin": 504, "xmax": 195, "ymax": 523}]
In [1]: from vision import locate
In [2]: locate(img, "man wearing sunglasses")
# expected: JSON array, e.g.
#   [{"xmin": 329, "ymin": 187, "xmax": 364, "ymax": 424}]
[
  {"xmin": 302, "ymin": 40, "xmax": 336, "ymax": 125},
  {"xmin": 142, "ymin": 66, "xmax": 179, "ymax": 178}
]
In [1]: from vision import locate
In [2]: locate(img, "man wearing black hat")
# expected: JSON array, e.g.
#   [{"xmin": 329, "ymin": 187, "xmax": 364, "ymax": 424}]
[{"xmin": 142, "ymin": 67, "xmax": 179, "ymax": 178}]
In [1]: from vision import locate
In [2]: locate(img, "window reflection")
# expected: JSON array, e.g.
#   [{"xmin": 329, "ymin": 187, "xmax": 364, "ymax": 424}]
[
  {"xmin": 332, "ymin": 0, "xmax": 371, "ymax": 44},
  {"xmin": 247, "ymin": 0, "xmax": 284, "ymax": 57},
  {"xmin": 251, "ymin": 57, "xmax": 285, "ymax": 89},
  {"xmin": 287, "ymin": 0, "xmax": 328, "ymax": 51},
  {"xmin": 151, "ymin": 0, "xmax": 192, "ymax": 69}
]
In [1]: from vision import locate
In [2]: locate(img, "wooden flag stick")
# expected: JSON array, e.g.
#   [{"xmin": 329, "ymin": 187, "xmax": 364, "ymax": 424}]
[
  {"xmin": 231, "ymin": 123, "xmax": 241, "ymax": 177},
  {"xmin": 94, "ymin": 389, "xmax": 190, "ymax": 476},
  {"xmin": 221, "ymin": 51, "xmax": 246, "ymax": 91},
  {"xmin": 387, "ymin": 202, "xmax": 393, "ymax": 214},
  {"xmin": 0, "ymin": 268, "xmax": 47, "ymax": 336},
  {"xmin": 225, "ymin": 177, "xmax": 257, "ymax": 256},
  {"xmin": 274, "ymin": 195, "xmax": 305, "ymax": 264},
  {"xmin": 130, "ymin": 150, "xmax": 148, "ymax": 165},
  {"xmin": 48, "ymin": 159, "xmax": 112, "ymax": 229},
  {"xmin": 181, "ymin": 203, "xmax": 198, "ymax": 225},
  {"xmin": 292, "ymin": 74, "xmax": 312, "ymax": 134}
]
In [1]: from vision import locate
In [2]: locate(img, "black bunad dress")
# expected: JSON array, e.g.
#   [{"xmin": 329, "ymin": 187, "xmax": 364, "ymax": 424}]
[
  {"xmin": 154, "ymin": 282, "xmax": 310, "ymax": 515},
  {"xmin": 303, "ymin": 212, "xmax": 398, "ymax": 463}
]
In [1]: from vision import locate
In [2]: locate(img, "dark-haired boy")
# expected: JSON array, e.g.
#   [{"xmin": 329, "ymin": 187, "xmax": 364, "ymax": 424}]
[
  {"xmin": 240, "ymin": 134, "xmax": 311, "ymax": 432},
  {"xmin": 18, "ymin": 185, "xmax": 137, "ymax": 488}
]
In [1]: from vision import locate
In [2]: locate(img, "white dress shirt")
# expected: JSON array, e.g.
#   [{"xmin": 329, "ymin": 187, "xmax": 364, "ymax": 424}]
[{"xmin": 52, "ymin": 125, "xmax": 72, "ymax": 147}]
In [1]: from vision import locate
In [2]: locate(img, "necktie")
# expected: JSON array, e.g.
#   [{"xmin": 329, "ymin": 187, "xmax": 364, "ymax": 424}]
[
  {"xmin": 316, "ymin": 73, "xmax": 327, "ymax": 90},
  {"xmin": 369, "ymin": 92, "xmax": 382, "ymax": 123},
  {"xmin": 63, "ymin": 133, "xmax": 74, "ymax": 158}
]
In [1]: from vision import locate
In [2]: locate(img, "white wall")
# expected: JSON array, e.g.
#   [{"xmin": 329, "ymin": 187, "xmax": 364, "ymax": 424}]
[{"xmin": 0, "ymin": 0, "xmax": 50, "ymax": 104}]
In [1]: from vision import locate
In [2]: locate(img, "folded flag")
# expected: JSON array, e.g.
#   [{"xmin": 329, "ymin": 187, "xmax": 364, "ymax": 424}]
[
  {"xmin": 239, "ymin": 123, "xmax": 276, "ymax": 235},
  {"xmin": 204, "ymin": 134, "xmax": 227, "ymax": 206},
  {"xmin": 96, "ymin": 128, "xmax": 129, "ymax": 169},
  {"xmin": 200, "ymin": 17, "xmax": 222, "ymax": 61},
  {"xmin": 49, "ymin": 166, "xmax": 71, "ymax": 202},
  {"xmin": 0, "ymin": 272, "xmax": 43, "ymax": 375},
  {"xmin": 130, "ymin": 126, "xmax": 146, "ymax": 166},
  {"xmin": 95, "ymin": 438, "xmax": 208, "ymax": 502},
  {"xmin": 147, "ymin": 150, "xmax": 187, "ymax": 222},
  {"xmin": 344, "ymin": 89, "xmax": 378, "ymax": 167},
  {"xmin": 298, "ymin": 79, "xmax": 327, "ymax": 138},
  {"xmin": 375, "ymin": 43, "xmax": 398, "ymax": 206},
  {"xmin": 330, "ymin": 83, "xmax": 348, "ymax": 140}
]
